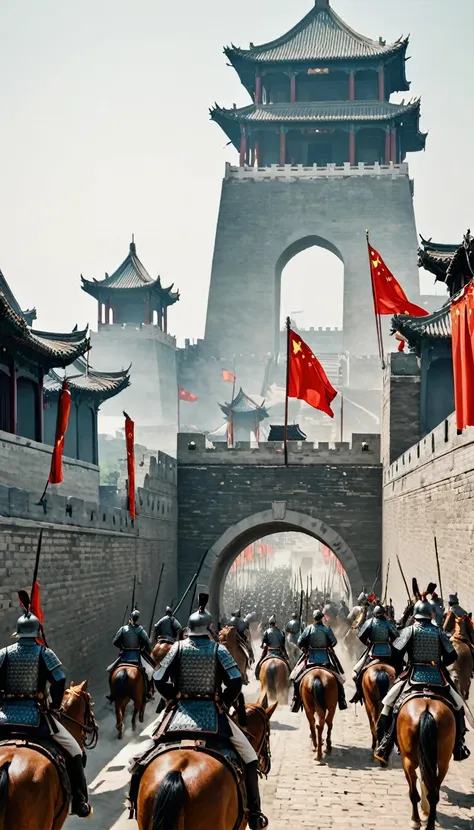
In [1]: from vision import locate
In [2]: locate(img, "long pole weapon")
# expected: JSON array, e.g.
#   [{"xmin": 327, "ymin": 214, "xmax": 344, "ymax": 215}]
[
  {"xmin": 396, "ymin": 555, "xmax": 411, "ymax": 601},
  {"xmin": 382, "ymin": 559, "xmax": 390, "ymax": 605},
  {"xmin": 284, "ymin": 316, "xmax": 291, "ymax": 467},
  {"xmin": 31, "ymin": 530, "xmax": 48, "ymax": 647},
  {"xmin": 174, "ymin": 547, "xmax": 211, "ymax": 615},
  {"xmin": 148, "ymin": 562, "xmax": 165, "ymax": 638},
  {"xmin": 433, "ymin": 536, "xmax": 444, "ymax": 602},
  {"xmin": 131, "ymin": 574, "xmax": 137, "ymax": 611},
  {"xmin": 370, "ymin": 563, "xmax": 381, "ymax": 597},
  {"xmin": 122, "ymin": 604, "xmax": 129, "ymax": 625}
]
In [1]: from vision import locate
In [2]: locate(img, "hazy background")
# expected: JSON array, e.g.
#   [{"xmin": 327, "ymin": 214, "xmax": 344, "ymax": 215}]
[{"xmin": 0, "ymin": 0, "xmax": 472, "ymax": 345}]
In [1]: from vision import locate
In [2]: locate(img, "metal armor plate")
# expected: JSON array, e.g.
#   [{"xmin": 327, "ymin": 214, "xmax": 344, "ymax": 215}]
[
  {"xmin": 307, "ymin": 649, "xmax": 329, "ymax": 665},
  {"xmin": 411, "ymin": 624, "xmax": 442, "ymax": 663},
  {"xmin": 393, "ymin": 626, "xmax": 413, "ymax": 653},
  {"xmin": 410, "ymin": 665, "xmax": 446, "ymax": 686},
  {"xmin": 177, "ymin": 638, "xmax": 218, "ymax": 696},
  {"xmin": 370, "ymin": 619, "xmax": 391, "ymax": 643},
  {"xmin": 286, "ymin": 620, "xmax": 300, "ymax": 635},
  {"xmin": 154, "ymin": 642, "xmax": 179, "ymax": 681},
  {"xmin": 120, "ymin": 624, "xmax": 144, "ymax": 650},
  {"xmin": 370, "ymin": 643, "xmax": 391, "ymax": 658},
  {"xmin": 42, "ymin": 647, "xmax": 63, "ymax": 673},
  {"xmin": 0, "ymin": 701, "xmax": 41, "ymax": 727},
  {"xmin": 265, "ymin": 628, "xmax": 285, "ymax": 648},
  {"xmin": 6, "ymin": 642, "xmax": 41, "ymax": 695},
  {"xmin": 307, "ymin": 625, "xmax": 331, "ymax": 649},
  {"xmin": 167, "ymin": 700, "xmax": 218, "ymax": 734},
  {"xmin": 217, "ymin": 645, "xmax": 241, "ymax": 680}
]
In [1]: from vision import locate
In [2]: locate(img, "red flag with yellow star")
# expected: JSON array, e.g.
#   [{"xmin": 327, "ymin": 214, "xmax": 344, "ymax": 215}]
[
  {"xmin": 288, "ymin": 329, "xmax": 337, "ymax": 417},
  {"xmin": 368, "ymin": 240, "xmax": 428, "ymax": 317}
]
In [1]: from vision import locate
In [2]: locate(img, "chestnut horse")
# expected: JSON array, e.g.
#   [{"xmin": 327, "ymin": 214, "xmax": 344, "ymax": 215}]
[
  {"xmin": 300, "ymin": 668, "xmax": 338, "ymax": 762},
  {"xmin": 397, "ymin": 698, "xmax": 456, "ymax": 830},
  {"xmin": 342, "ymin": 606, "xmax": 367, "ymax": 662},
  {"xmin": 449, "ymin": 618, "xmax": 473, "ymax": 701},
  {"xmin": 110, "ymin": 665, "xmax": 146, "ymax": 738},
  {"xmin": 151, "ymin": 640, "xmax": 173, "ymax": 668},
  {"xmin": 136, "ymin": 700, "xmax": 277, "ymax": 830},
  {"xmin": 258, "ymin": 657, "xmax": 289, "ymax": 706},
  {"xmin": 361, "ymin": 663, "xmax": 396, "ymax": 752},
  {"xmin": 0, "ymin": 680, "xmax": 98, "ymax": 830},
  {"xmin": 219, "ymin": 626, "xmax": 250, "ymax": 684}
]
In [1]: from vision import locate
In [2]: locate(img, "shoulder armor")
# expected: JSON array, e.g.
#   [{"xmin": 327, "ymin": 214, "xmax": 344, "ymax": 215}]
[
  {"xmin": 42, "ymin": 647, "xmax": 63, "ymax": 673},
  {"xmin": 359, "ymin": 619, "xmax": 372, "ymax": 637},
  {"xmin": 440, "ymin": 630, "xmax": 455, "ymax": 653},
  {"xmin": 0, "ymin": 648, "xmax": 7, "ymax": 670},
  {"xmin": 393, "ymin": 625, "xmax": 412, "ymax": 652},
  {"xmin": 154, "ymin": 641, "xmax": 179, "ymax": 681},
  {"xmin": 217, "ymin": 644, "xmax": 241, "ymax": 680}
]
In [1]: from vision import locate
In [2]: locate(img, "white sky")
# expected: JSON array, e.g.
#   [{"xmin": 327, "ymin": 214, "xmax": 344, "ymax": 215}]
[{"xmin": 0, "ymin": 0, "xmax": 472, "ymax": 343}]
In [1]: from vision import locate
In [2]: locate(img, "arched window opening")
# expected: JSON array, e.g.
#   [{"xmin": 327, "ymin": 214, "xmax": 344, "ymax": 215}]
[{"xmin": 280, "ymin": 244, "xmax": 343, "ymax": 336}]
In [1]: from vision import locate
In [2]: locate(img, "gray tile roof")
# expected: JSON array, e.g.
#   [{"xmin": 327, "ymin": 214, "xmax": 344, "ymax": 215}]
[
  {"xmin": 0, "ymin": 269, "xmax": 36, "ymax": 324},
  {"xmin": 81, "ymin": 240, "xmax": 179, "ymax": 303},
  {"xmin": 392, "ymin": 302, "xmax": 451, "ymax": 343},
  {"xmin": 212, "ymin": 99, "xmax": 420, "ymax": 125},
  {"xmin": 226, "ymin": 5, "xmax": 407, "ymax": 63},
  {"xmin": 45, "ymin": 358, "xmax": 130, "ymax": 401},
  {"xmin": 220, "ymin": 387, "xmax": 269, "ymax": 418}
]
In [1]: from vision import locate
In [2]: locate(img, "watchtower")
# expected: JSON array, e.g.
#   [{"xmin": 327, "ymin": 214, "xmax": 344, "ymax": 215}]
[{"xmin": 206, "ymin": 0, "xmax": 426, "ymax": 358}]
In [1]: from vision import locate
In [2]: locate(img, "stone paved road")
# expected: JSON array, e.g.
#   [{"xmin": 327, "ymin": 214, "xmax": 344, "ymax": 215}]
[{"xmin": 67, "ymin": 681, "xmax": 474, "ymax": 829}]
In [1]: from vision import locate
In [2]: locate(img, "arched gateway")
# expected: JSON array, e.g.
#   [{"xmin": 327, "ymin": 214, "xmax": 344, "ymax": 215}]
[{"xmin": 203, "ymin": 509, "xmax": 363, "ymax": 624}]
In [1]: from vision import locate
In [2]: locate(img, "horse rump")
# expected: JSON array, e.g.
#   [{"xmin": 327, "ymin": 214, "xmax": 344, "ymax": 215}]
[
  {"xmin": 265, "ymin": 663, "xmax": 277, "ymax": 702},
  {"xmin": 374, "ymin": 669, "xmax": 390, "ymax": 701},
  {"xmin": 418, "ymin": 710, "xmax": 438, "ymax": 795},
  {"xmin": 113, "ymin": 668, "xmax": 129, "ymax": 699},
  {"xmin": 0, "ymin": 761, "xmax": 10, "ymax": 823},
  {"xmin": 312, "ymin": 676, "xmax": 325, "ymax": 711},
  {"xmin": 153, "ymin": 770, "xmax": 186, "ymax": 830}
]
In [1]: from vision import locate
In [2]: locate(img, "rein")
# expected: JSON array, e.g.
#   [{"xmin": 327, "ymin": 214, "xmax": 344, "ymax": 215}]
[
  {"xmin": 60, "ymin": 689, "xmax": 99, "ymax": 750},
  {"xmin": 246, "ymin": 705, "xmax": 271, "ymax": 777}
]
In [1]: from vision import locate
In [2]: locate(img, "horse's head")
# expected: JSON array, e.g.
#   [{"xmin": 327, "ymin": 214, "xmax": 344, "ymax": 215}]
[
  {"xmin": 244, "ymin": 701, "xmax": 277, "ymax": 777},
  {"xmin": 218, "ymin": 625, "xmax": 235, "ymax": 645},
  {"xmin": 60, "ymin": 680, "xmax": 99, "ymax": 750}
]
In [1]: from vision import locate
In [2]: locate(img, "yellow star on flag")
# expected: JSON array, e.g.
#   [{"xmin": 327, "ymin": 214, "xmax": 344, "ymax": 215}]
[{"xmin": 292, "ymin": 340, "xmax": 302, "ymax": 355}]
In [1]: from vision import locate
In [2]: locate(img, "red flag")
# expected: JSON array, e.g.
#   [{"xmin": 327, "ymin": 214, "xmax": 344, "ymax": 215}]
[
  {"xmin": 49, "ymin": 380, "xmax": 71, "ymax": 484},
  {"xmin": 451, "ymin": 283, "xmax": 474, "ymax": 431},
  {"xmin": 368, "ymin": 240, "xmax": 428, "ymax": 317},
  {"xmin": 178, "ymin": 386, "xmax": 198, "ymax": 402},
  {"xmin": 31, "ymin": 581, "xmax": 45, "ymax": 645},
  {"xmin": 125, "ymin": 415, "xmax": 136, "ymax": 519},
  {"xmin": 288, "ymin": 329, "xmax": 337, "ymax": 417},
  {"xmin": 222, "ymin": 369, "xmax": 236, "ymax": 383}
]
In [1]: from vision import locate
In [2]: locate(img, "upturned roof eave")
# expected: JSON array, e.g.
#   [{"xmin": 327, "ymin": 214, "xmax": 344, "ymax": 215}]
[
  {"xmin": 211, "ymin": 98, "xmax": 422, "ymax": 128},
  {"xmin": 81, "ymin": 277, "xmax": 179, "ymax": 304},
  {"xmin": 225, "ymin": 40, "xmax": 408, "ymax": 67}
]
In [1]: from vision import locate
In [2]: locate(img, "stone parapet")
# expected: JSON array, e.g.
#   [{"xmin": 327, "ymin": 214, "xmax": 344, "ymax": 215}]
[{"xmin": 225, "ymin": 161, "xmax": 409, "ymax": 182}]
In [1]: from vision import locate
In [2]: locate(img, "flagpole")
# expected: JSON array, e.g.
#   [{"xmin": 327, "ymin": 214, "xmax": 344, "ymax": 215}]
[
  {"xmin": 284, "ymin": 316, "xmax": 290, "ymax": 467},
  {"xmin": 229, "ymin": 355, "xmax": 236, "ymax": 447},
  {"xmin": 340, "ymin": 394, "xmax": 344, "ymax": 443},
  {"xmin": 177, "ymin": 387, "xmax": 180, "ymax": 433},
  {"xmin": 366, "ymin": 230, "xmax": 386, "ymax": 370}
]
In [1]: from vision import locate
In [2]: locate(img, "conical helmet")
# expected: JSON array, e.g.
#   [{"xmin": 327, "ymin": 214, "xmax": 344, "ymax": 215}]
[
  {"xmin": 16, "ymin": 612, "xmax": 41, "ymax": 639},
  {"xmin": 188, "ymin": 594, "xmax": 212, "ymax": 632},
  {"xmin": 413, "ymin": 599, "xmax": 432, "ymax": 621}
]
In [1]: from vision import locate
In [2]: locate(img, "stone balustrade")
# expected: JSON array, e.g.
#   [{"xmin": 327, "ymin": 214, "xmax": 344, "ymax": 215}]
[{"xmin": 225, "ymin": 161, "xmax": 409, "ymax": 182}]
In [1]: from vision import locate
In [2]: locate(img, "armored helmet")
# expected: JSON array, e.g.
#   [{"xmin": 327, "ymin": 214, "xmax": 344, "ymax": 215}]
[
  {"xmin": 245, "ymin": 611, "xmax": 256, "ymax": 624},
  {"xmin": 291, "ymin": 611, "xmax": 298, "ymax": 619},
  {"xmin": 413, "ymin": 598, "xmax": 433, "ymax": 621},
  {"xmin": 357, "ymin": 592, "xmax": 367, "ymax": 604},
  {"xmin": 232, "ymin": 610, "xmax": 241, "ymax": 618},
  {"xmin": 16, "ymin": 612, "xmax": 41, "ymax": 639},
  {"xmin": 130, "ymin": 609, "xmax": 140, "ymax": 623},
  {"xmin": 373, "ymin": 605, "xmax": 386, "ymax": 617},
  {"xmin": 448, "ymin": 593, "xmax": 459, "ymax": 606},
  {"xmin": 166, "ymin": 606, "xmax": 173, "ymax": 615},
  {"xmin": 188, "ymin": 593, "xmax": 212, "ymax": 633},
  {"xmin": 313, "ymin": 609, "xmax": 324, "ymax": 622},
  {"xmin": 268, "ymin": 615, "xmax": 276, "ymax": 625}
]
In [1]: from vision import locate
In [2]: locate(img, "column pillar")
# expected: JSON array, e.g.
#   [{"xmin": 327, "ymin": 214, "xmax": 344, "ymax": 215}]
[
  {"xmin": 390, "ymin": 126, "xmax": 397, "ymax": 163},
  {"xmin": 385, "ymin": 129, "xmax": 391, "ymax": 164},
  {"xmin": 146, "ymin": 294, "xmax": 151, "ymax": 324},
  {"xmin": 9, "ymin": 361, "xmax": 16, "ymax": 435},
  {"xmin": 37, "ymin": 370, "xmax": 44, "ymax": 443},
  {"xmin": 105, "ymin": 300, "xmax": 110, "ymax": 324},
  {"xmin": 255, "ymin": 139, "xmax": 261, "ymax": 167},
  {"xmin": 349, "ymin": 128, "xmax": 356, "ymax": 166},
  {"xmin": 97, "ymin": 301, "xmax": 102, "ymax": 327},
  {"xmin": 349, "ymin": 71, "xmax": 355, "ymax": 102},
  {"xmin": 163, "ymin": 306, "xmax": 168, "ymax": 334},
  {"xmin": 279, "ymin": 128, "xmax": 286, "ymax": 165},
  {"xmin": 255, "ymin": 74, "xmax": 262, "ymax": 104},
  {"xmin": 239, "ymin": 128, "xmax": 247, "ymax": 167},
  {"xmin": 378, "ymin": 66, "xmax": 385, "ymax": 100},
  {"xmin": 158, "ymin": 307, "xmax": 163, "ymax": 331},
  {"xmin": 290, "ymin": 74, "xmax": 296, "ymax": 104}
]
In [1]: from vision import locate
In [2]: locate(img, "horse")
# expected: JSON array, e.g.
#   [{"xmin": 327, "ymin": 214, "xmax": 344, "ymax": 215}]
[
  {"xmin": 286, "ymin": 637, "xmax": 301, "ymax": 670},
  {"xmin": 219, "ymin": 626, "xmax": 250, "ymax": 684},
  {"xmin": 342, "ymin": 606, "xmax": 367, "ymax": 662},
  {"xmin": 361, "ymin": 663, "xmax": 396, "ymax": 752},
  {"xmin": 258, "ymin": 656, "xmax": 289, "ymax": 706},
  {"xmin": 136, "ymin": 700, "xmax": 277, "ymax": 830},
  {"xmin": 448, "ymin": 616, "xmax": 473, "ymax": 701},
  {"xmin": 397, "ymin": 698, "xmax": 456, "ymax": 830},
  {"xmin": 151, "ymin": 639, "xmax": 173, "ymax": 668},
  {"xmin": 110, "ymin": 664, "xmax": 147, "ymax": 738},
  {"xmin": 0, "ymin": 679, "xmax": 98, "ymax": 830},
  {"xmin": 300, "ymin": 667, "xmax": 338, "ymax": 762}
]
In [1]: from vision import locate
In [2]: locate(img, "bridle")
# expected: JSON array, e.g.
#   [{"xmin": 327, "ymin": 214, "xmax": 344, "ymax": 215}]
[
  {"xmin": 59, "ymin": 688, "xmax": 99, "ymax": 750},
  {"xmin": 245, "ymin": 704, "xmax": 272, "ymax": 777}
]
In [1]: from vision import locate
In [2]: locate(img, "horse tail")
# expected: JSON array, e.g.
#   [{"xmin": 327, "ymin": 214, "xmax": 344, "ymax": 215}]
[
  {"xmin": 152, "ymin": 770, "xmax": 186, "ymax": 830},
  {"xmin": 375, "ymin": 669, "xmax": 390, "ymax": 702},
  {"xmin": 418, "ymin": 709, "xmax": 438, "ymax": 795},
  {"xmin": 0, "ymin": 761, "xmax": 10, "ymax": 824},
  {"xmin": 265, "ymin": 663, "xmax": 277, "ymax": 701},
  {"xmin": 114, "ymin": 669, "xmax": 129, "ymax": 699},
  {"xmin": 312, "ymin": 676, "xmax": 326, "ymax": 711}
]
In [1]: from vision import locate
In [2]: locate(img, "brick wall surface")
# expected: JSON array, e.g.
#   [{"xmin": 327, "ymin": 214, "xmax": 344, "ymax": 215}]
[
  {"xmin": 383, "ymin": 411, "xmax": 474, "ymax": 615},
  {"xmin": 0, "ymin": 430, "xmax": 99, "ymax": 503},
  {"xmin": 381, "ymin": 353, "xmax": 421, "ymax": 467}
]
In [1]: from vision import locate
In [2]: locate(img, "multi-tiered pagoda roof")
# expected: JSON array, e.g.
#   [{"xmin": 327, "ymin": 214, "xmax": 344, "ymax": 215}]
[
  {"xmin": 220, "ymin": 387, "xmax": 269, "ymax": 422},
  {"xmin": 44, "ymin": 357, "xmax": 130, "ymax": 404},
  {"xmin": 417, "ymin": 236, "xmax": 459, "ymax": 281}
]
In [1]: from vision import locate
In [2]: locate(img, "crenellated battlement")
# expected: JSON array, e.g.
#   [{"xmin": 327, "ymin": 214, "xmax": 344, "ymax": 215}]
[
  {"xmin": 225, "ymin": 162, "xmax": 409, "ymax": 182},
  {"xmin": 178, "ymin": 432, "xmax": 381, "ymax": 466}
]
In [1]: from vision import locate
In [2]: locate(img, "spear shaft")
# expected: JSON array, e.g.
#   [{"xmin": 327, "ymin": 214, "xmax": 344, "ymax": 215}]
[{"xmin": 396, "ymin": 555, "xmax": 411, "ymax": 601}]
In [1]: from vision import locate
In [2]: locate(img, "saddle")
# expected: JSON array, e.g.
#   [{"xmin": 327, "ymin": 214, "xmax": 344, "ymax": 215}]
[
  {"xmin": 0, "ymin": 736, "xmax": 71, "ymax": 805},
  {"xmin": 156, "ymin": 636, "xmax": 175, "ymax": 646},
  {"xmin": 128, "ymin": 735, "xmax": 245, "ymax": 829},
  {"xmin": 394, "ymin": 687, "xmax": 456, "ymax": 718}
]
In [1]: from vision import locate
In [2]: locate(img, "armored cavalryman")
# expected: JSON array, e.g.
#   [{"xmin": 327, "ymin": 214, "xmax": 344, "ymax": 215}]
[
  {"xmin": 444, "ymin": 593, "xmax": 474, "ymax": 657},
  {"xmin": 154, "ymin": 606, "xmax": 182, "ymax": 643},
  {"xmin": 290, "ymin": 610, "xmax": 347, "ymax": 712},
  {"xmin": 230, "ymin": 610, "xmax": 248, "ymax": 636},
  {"xmin": 255, "ymin": 615, "xmax": 289, "ymax": 679},
  {"xmin": 375, "ymin": 596, "xmax": 471, "ymax": 765},
  {"xmin": 285, "ymin": 612, "xmax": 302, "ymax": 646},
  {"xmin": 0, "ymin": 608, "xmax": 92, "ymax": 817},
  {"xmin": 337, "ymin": 599, "xmax": 350, "ymax": 621},
  {"xmin": 350, "ymin": 605, "xmax": 399, "ymax": 702},
  {"xmin": 229, "ymin": 609, "xmax": 254, "ymax": 664},
  {"xmin": 346, "ymin": 593, "xmax": 369, "ymax": 626},
  {"xmin": 131, "ymin": 596, "xmax": 268, "ymax": 830},
  {"xmin": 107, "ymin": 609, "xmax": 154, "ymax": 701}
]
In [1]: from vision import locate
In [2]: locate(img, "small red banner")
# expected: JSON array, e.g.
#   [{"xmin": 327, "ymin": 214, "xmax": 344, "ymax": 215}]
[
  {"xmin": 125, "ymin": 416, "xmax": 136, "ymax": 519},
  {"xmin": 49, "ymin": 380, "xmax": 71, "ymax": 484}
]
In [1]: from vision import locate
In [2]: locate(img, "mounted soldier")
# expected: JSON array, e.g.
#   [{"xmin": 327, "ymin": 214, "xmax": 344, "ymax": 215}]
[
  {"xmin": 285, "ymin": 611, "xmax": 302, "ymax": 645},
  {"xmin": 153, "ymin": 606, "xmax": 182, "ymax": 644},
  {"xmin": 346, "ymin": 592, "xmax": 369, "ymax": 626},
  {"xmin": 290, "ymin": 610, "xmax": 347, "ymax": 713},
  {"xmin": 350, "ymin": 605, "xmax": 400, "ymax": 703},
  {"xmin": 255, "ymin": 615, "xmax": 289, "ymax": 680},
  {"xmin": 429, "ymin": 591, "xmax": 445, "ymax": 627},
  {"xmin": 374, "ymin": 595, "xmax": 471, "ymax": 765},
  {"xmin": 337, "ymin": 599, "xmax": 349, "ymax": 621},
  {"xmin": 130, "ymin": 595, "xmax": 269, "ymax": 830},
  {"xmin": 0, "ymin": 608, "xmax": 92, "ymax": 818},
  {"xmin": 323, "ymin": 601, "xmax": 337, "ymax": 627},
  {"xmin": 444, "ymin": 593, "xmax": 474, "ymax": 657},
  {"xmin": 229, "ymin": 609, "xmax": 254, "ymax": 665},
  {"xmin": 107, "ymin": 609, "xmax": 154, "ymax": 702}
]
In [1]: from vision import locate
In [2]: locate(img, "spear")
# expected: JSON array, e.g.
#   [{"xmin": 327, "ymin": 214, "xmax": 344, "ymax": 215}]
[
  {"xmin": 433, "ymin": 536, "xmax": 444, "ymax": 602},
  {"xmin": 122, "ymin": 604, "xmax": 129, "ymax": 625},
  {"xmin": 383, "ymin": 559, "xmax": 390, "ymax": 605},
  {"xmin": 174, "ymin": 547, "xmax": 211, "ymax": 615},
  {"xmin": 396, "ymin": 555, "xmax": 411, "ymax": 601},
  {"xmin": 131, "ymin": 574, "xmax": 137, "ymax": 610},
  {"xmin": 370, "ymin": 563, "xmax": 381, "ymax": 597},
  {"xmin": 148, "ymin": 562, "xmax": 165, "ymax": 638}
]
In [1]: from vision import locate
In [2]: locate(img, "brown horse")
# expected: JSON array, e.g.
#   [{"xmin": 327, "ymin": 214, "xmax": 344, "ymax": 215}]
[
  {"xmin": 219, "ymin": 626, "xmax": 250, "ymax": 683},
  {"xmin": 0, "ymin": 680, "xmax": 98, "ymax": 830},
  {"xmin": 300, "ymin": 667, "xmax": 339, "ymax": 762},
  {"xmin": 449, "ymin": 618, "xmax": 473, "ymax": 701},
  {"xmin": 397, "ymin": 698, "xmax": 456, "ymax": 830},
  {"xmin": 258, "ymin": 657, "xmax": 289, "ymax": 706},
  {"xmin": 136, "ymin": 700, "xmax": 277, "ymax": 830},
  {"xmin": 342, "ymin": 606, "xmax": 367, "ymax": 662},
  {"xmin": 361, "ymin": 663, "xmax": 396, "ymax": 751},
  {"xmin": 110, "ymin": 664, "xmax": 146, "ymax": 738},
  {"xmin": 151, "ymin": 640, "xmax": 173, "ymax": 668}
]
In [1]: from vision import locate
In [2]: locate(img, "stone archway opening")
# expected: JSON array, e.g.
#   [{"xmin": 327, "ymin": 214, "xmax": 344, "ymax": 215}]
[{"xmin": 200, "ymin": 509, "xmax": 363, "ymax": 624}]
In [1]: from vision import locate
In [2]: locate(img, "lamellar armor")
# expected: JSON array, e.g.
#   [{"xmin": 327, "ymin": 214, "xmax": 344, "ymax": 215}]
[
  {"xmin": 0, "ymin": 641, "xmax": 65, "ymax": 730},
  {"xmin": 285, "ymin": 618, "xmax": 301, "ymax": 644},
  {"xmin": 393, "ymin": 620, "xmax": 456, "ymax": 685},
  {"xmin": 298, "ymin": 623, "xmax": 336, "ymax": 665},
  {"xmin": 230, "ymin": 615, "xmax": 248, "ymax": 637},
  {"xmin": 359, "ymin": 617, "xmax": 398, "ymax": 658},
  {"xmin": 154, "ymin": 615, "xmax": 181, "ymax": 641},
  {"xmin": 113, "ymin": 623, "xmax": 151, "ymax": 664},
  {"xmin": 154, "ymin": 637, "xmax": 241, "ymax": 734},
  {"xmin": 262, "ymin": 626, "xmax": 285, "ymax": 650}
]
